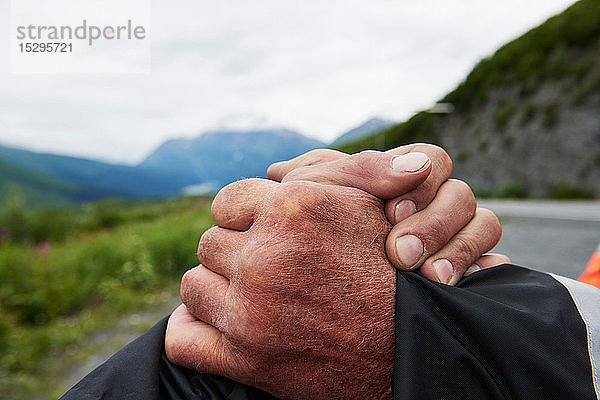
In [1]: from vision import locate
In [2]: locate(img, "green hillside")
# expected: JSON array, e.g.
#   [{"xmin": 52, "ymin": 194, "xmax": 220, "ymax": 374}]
[
  {"xmin": 338, "ymin": 0, "xmax": 600, "ymax": 198},
  {"xmin": 0, "ymin": 145, "xmax": 186, "ymax": 205},
  {"xmin": 0, "ymin": 158, "xmax": 91, "ymax": 208},
  {"xmin": 0, "ymin": 196, "xmax": 213, "ymax": 399}
]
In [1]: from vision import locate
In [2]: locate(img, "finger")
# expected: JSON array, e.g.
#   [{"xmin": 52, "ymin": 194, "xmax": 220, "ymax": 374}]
[
  {"xmin": 165, "ymin": 304, "xmax": 228, "ymax": 375},
  {"xmin": 281, "ymin": 150, "xmax": 432, "ymax": 199},
  {"xmin": 197, "ymin": 226, "xmax": 244, "ymax": 278},
  {"xmin": 267, "ymin": 149, "xmax": 347, "ymax": 182},
  {"xmin": 383, "ymin": 144, "xmax": 453, "ymax": 223},
  {"xmin": 419, "ymin": 208, "xmax": 503, "ymax": 285},
  {"xmin": 386, "ymin": 179, "xmax": 476, "ymax": 271},
  {"xmin": 180, "ymin": 265, "xmax": 230, "ymax": 329},
  {"xmin": 211, "ymin": 178, "xmax": 277, "ymax": 231},
  {"xmin": 465, "ymin": 253, "xmax": 512, "ymax": 276}
]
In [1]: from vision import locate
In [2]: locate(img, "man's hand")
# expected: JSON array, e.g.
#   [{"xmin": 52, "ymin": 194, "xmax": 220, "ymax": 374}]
[
  {"xmin": 268, "ymin": 144, "xmax": 509, "ymax": 284},
  {"xmin": 167, "ymin": 179, "xmax": 396, "ymax": 400}
]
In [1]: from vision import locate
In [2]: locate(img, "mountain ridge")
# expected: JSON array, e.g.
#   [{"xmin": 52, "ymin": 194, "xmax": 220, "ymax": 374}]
[
  {"xmin": 0, "ymin": 128, "xmax": 328, "ymax": 207},
  {"xmin": 140, "ymin": 129, "xmax": 325, "ymax": 192},
  {"xmin": 330, "ymin": 118, "xmax": 395, "ymax": 147}
]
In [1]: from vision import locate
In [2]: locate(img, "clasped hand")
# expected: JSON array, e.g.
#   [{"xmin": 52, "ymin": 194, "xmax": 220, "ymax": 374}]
[{"xmin": 166, "ymin": 144, "xmax": 508, "ymax": 400}]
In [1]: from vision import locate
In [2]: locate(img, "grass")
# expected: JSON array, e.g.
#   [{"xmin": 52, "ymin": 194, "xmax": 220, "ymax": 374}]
[{"xmin": 0, "ymin": 195, "xmax": 214, "ymax": 399}]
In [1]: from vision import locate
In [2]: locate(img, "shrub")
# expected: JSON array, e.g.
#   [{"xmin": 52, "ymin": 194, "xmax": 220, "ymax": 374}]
[
  {"xmin": 478, "ymin": 138, "xmax": 489, "ymax": 152},
  {"xmin": 519, "ymin": 79, "xmax": 538, "ymax": 98},
  {"xmin": 494, "ymin": 102, "xmax": 516, "ymax": 130},
  {"xmin": 0, "ymin": 188, "xmax": 31, "ymax": 244},
  {"xmin": 494, "ymin": 180, "xmax": 528, "ymax": 198},
  {"xmin": 551, "ymin": 184, "xmax": 593, "ymax": 199},
  {"xmin": 520, "ymin": 103, "xmax": 538, "ymax": 126},
  {"xmin": 573, "ymin": 69, "xmax": 600, "ymax": 105},
  {"xmin": 502, "ymin": 136, "xmax": 515, "ymax": 148},
  {"xmin": 542, "ymin": 103, "xmax": 560, "ymax": 129},
  {"xmin": 455, "ymin": 149, "xmax": 472, "ymax": 162}
]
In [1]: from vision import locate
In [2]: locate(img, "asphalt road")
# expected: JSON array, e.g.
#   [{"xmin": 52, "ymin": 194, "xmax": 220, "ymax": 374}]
[{"xmin": 478, "ymin": 200, "xmax": 600, "ymax": 279}]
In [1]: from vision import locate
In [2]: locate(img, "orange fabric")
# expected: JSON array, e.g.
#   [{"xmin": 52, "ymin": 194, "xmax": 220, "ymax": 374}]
[{"xmin": 578, "ymin": 252, "xmax": 600, "ymax": 289}]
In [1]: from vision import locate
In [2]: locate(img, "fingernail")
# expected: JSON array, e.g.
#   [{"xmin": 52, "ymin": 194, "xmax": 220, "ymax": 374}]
[
  {"xmin": 464, "ymin": 264, "xmax": 481, "ymax": 276},
  {"xmin": 433, "ymin": 259, "xmax": 454, "ymax": 284},
  {"xmin": 394, "ymin": 199, "xmax": 417, "ymax": 223},
  {"xmin": 392, "ymin": 152, "xmax": 430, "ymax": 172},
  {"xmin": 395, "ymin": 235, "xmax": 423, "ymax": 268}
]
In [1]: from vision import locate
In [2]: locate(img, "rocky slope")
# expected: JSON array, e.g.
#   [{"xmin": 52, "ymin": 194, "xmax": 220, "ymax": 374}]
[{"xmin": 338, "ymin": 0, "xmax": 600, "ymax": 198}]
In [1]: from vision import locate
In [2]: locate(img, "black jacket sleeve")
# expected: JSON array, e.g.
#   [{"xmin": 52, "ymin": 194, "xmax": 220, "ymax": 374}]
[
  {"xmin": 393, "ymin": 264, "xmax": 598, "ymax": 399},
  {"xmin": 61, "ymin": 264, "xmax": 599, "ymax": 400}
]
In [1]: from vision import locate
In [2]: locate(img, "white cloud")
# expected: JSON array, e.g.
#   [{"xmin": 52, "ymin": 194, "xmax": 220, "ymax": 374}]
[{"xmin": 0, "ymin": 0, "xmax": 575, "ymax": 163}]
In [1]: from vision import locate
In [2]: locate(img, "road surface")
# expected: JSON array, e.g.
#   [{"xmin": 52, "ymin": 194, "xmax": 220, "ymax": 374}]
[{"xmin": 478, "ymin": 200, "xmax": 600, "ymax": 279}]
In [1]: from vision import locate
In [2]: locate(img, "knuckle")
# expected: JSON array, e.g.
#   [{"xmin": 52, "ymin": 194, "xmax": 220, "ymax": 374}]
[
  {"xmin": 421, "ymin": 213, "xmax": 452, "ymax": 250},
  {"xmin": 180, "ymin": 269, "xmax": 198, "ymax": 307},
  {"xmin": 197, "ymin": 226, "xmax": 218, "ymax": 263},
  {"xmin": 349, "ymin": 150, "xmax": 379, "ymax": 171},
  {"xmin": 476, "ymin": 207, "xmax": 502, "ymax": 241},
  {"xmin": 266, "ymin": 161, "xmax": 284, "ymax": 180},
  {"xmin": 452, "ymin": 234, "xmax": 481, "ymax": 260},
  {"xmin": 407, "ymin": 180, "xmax": 436, "ymax": 209},
  {"xmin": 212, "ymin": 178, "xmax": 262, "ymax": 215},
  {"xmin": 213, "ymin": 179, "xmax": 247, "ymax": 204},
  {"xmin": 448, "ymin": 179, "xmax": 476, "ymax": 209},
  {"xmin": 306, "ymin": 148, "xmax": 342, "ymax": 163},
  {"xmin": 351, "ymin": 149, "xmax": 380, "ymax": 166},
  {"xmin": 271, "ymin": 180, "xmax": 324, "ymax": 210},
  {"xmin": 354, "ymin": 149, "xmax": 379, "ymax": 157}
]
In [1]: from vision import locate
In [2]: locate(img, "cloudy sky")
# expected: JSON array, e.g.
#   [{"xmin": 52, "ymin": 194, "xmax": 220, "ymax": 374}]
[{"xmin": 0, "ymin": 0, "xmax": 574, "ymax": 164}]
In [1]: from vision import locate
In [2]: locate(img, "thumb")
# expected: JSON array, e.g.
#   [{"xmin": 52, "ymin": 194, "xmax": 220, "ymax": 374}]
[
  {"xmin": 267, "ymin": 149, "xmax": 347, "ymax": 182},
  {"xmin": 281, "ymin": 150, "xmax": 431, "ymax": 199}
]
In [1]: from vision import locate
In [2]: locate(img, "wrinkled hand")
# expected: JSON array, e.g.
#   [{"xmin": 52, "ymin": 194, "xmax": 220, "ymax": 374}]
[
  {"xmin": 268, "ymin": 144, "xmax": 509, "ymax": 284},
  {"xmin": 167, "ymin": 179, "xmax": 396, "ymax": 400}
]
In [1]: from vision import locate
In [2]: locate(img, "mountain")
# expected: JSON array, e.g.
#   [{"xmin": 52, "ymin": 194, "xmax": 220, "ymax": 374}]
[
  {"xmin": 140, "ymin": 129, "xmax": 325, "ymax": 192},
  {"xmin": 330, "ymin": 118, "xmax": 395, "ymax": 147},
  {"xmin": 336, "ymin": 0, "xmax": 600, "ymax": 198},
  {"xmin": 0, "ymin": 128, "xmax": 325, "ymax": 207},
  {"xmin": 0, "ymin": 145, "xmax": 185, "ymax": 206}
]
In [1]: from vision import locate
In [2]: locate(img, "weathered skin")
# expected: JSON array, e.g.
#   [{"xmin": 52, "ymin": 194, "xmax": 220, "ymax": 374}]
[
  {"xmin": 168, "ymin": 179, "xmax": 396, "ymax": 400},
  {"xmin": 166, "ymin": 145, "xmax": 509, "ymax": 399}
]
